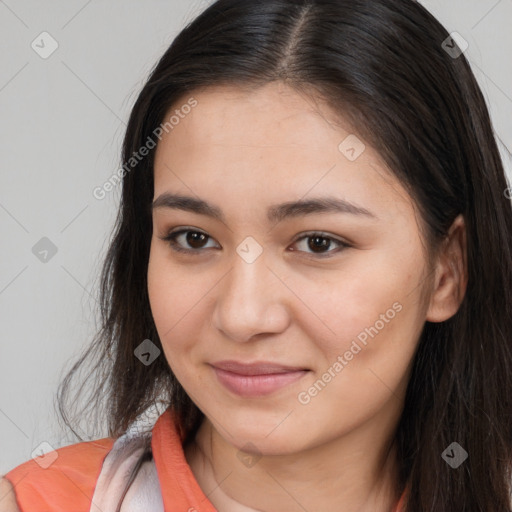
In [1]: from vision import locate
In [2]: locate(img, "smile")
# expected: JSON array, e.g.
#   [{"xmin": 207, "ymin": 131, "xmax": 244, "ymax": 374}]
[{"xmin": 211, "ymin": 366, "xmax": 310, "ymax": 397}]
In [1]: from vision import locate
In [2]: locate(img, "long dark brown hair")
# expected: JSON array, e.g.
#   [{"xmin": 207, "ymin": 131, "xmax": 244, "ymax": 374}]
[{"xmin": 56, "ymin": 0, "xmax": 512, "ymax": 509}]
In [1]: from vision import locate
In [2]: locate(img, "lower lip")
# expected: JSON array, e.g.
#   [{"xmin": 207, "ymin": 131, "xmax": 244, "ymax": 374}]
[{"xmin": 212, "ymin": 366, "xmax": 309, "ymax": 397}]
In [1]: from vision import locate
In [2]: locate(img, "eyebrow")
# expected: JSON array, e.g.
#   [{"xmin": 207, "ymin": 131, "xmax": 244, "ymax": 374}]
[{"xmin": 151, "ymin": 192, "xmax": 378, "ymax": 223}]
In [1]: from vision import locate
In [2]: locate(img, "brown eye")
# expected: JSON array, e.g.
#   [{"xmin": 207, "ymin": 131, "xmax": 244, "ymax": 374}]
[
  {"xmin": 182, "ymin": 231, "xmax": 209, "ymax": 249},
  {"xmin": 159, "ymin": 229, "xmax": 219, "ymax": 254},
  {"xmin": 290, "ymin": 232, "xmax": 351, "ymax": 257},
  {"xmin": 308, "ymin": 235, "xmax": 332, "ymax": 253}
]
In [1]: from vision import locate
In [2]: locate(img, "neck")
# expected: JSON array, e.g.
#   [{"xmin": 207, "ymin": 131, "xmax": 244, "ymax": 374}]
[{"xmin": 184, "ymin": 405, "xmax": 403, "ymax": 512}]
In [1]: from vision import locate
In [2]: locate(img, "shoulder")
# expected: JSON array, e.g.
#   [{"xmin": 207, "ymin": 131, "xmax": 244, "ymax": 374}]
[
  {"xmin": 3, "ymin": 437, "xmax": 115, "ymax": 512},
  {"xmin": 0, "ymin": 477, "xmax": 18, "ymax": 512}
]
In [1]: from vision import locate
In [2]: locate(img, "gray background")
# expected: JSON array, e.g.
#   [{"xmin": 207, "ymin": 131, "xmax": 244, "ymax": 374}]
[{"xmin": 1, "ymin": 0, "xmax": 511, "ymax": 473}]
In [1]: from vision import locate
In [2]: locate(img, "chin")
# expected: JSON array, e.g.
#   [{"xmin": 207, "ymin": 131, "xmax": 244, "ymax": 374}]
[{"xmin": 213, "ymin": 413, "xmax": 309, "ymax": 455}]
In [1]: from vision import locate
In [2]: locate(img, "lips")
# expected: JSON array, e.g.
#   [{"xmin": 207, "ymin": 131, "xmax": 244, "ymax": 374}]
[
  {"xmin": 210, "ymin": 360, "xmax": 308, "ymax": 375},
  {"xmin": 209, "ymin": 360, "xmax": 310, "ymax": 397}
]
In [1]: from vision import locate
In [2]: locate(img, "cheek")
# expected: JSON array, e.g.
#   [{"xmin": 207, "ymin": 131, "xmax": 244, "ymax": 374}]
[
  {"xmin": 147, "ymin": 246, "xmax": 214, "ymax": 365},
  {"xmin": 148, "ymin": 242, "xmax": 196, "ymax": 329},
  {"xmin": 291, "ymin": 249, "xmax": 424, "ymax": 370},
  {"xmin": 292, "ymin": 266, "xmax": 423, "ymax": 433}
]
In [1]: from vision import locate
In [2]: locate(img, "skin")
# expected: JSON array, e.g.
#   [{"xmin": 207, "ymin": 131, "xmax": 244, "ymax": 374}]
[
  {"xmin": 147, "ymin": 81, "xmax": 467, "ymax": 512},
  {"xmin": 0, "ymin": 477, "xmax": 19, "ymax": 512}
]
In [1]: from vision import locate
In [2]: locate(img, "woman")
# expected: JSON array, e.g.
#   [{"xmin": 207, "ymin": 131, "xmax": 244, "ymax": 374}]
[{"xmin": 3, "ymin": 0, "xmax": 512, "ymax": 510}]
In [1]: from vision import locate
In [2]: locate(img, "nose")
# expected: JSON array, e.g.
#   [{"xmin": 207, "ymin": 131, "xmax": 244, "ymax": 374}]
[{"xmin": 211, "ymin": 251, "xmax": 291, "ymax": 343}]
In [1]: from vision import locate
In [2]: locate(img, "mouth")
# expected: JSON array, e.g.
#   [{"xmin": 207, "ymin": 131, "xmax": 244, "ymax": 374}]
[{"xmin": 209, "ymin": 360, "xmax": 310, "ymax": 397}]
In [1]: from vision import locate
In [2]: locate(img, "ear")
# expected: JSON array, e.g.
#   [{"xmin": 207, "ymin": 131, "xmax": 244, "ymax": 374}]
[{"xmin": 425, "ymin": 214, "xmax": 468, "ymax": 323}]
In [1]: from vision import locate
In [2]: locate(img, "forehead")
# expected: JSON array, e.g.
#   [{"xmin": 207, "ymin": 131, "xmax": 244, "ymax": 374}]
[
  {"xmin": 158, "ymin": 82, "xmax": 358, "ymax": 153},
  {"xmin": 152, "ymin": 82, "xmax": 414, "ymax": 221}
]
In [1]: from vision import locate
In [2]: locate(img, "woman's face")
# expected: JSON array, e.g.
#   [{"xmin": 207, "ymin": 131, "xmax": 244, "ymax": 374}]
[{"xmin": 147, "ymin": 82, "xmax": 441, "ymax": 454}]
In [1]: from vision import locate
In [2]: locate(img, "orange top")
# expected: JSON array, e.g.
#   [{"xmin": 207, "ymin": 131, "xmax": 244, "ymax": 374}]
[{"xmin": 4, "ymin": 409, "xmax": 407, "ymax": 511}]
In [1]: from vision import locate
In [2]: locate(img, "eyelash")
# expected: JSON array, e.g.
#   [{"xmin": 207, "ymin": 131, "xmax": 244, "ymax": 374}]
[{"xmin": 158, "ymin": 227, "xmax": 351, "ymax": 258}]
